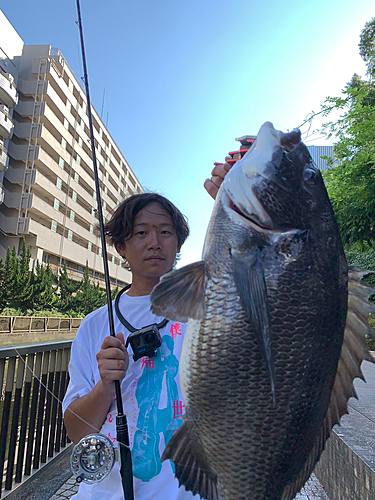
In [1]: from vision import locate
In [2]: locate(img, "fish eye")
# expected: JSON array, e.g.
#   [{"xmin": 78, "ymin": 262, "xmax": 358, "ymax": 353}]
[{"xmin": 303, "ymin": 166, "xmax": 318, "ymax": 185}]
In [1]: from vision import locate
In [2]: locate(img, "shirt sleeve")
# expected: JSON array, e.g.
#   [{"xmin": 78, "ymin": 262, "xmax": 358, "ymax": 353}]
[{"xmin": 62, "ymin": 316, "xmax": 99, "ymax": 415}]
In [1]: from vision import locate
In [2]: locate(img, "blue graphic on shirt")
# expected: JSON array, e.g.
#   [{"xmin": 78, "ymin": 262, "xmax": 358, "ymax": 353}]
[{"xmin": 132, "ymin": 335, "xmax": 183, "ymax": 482}]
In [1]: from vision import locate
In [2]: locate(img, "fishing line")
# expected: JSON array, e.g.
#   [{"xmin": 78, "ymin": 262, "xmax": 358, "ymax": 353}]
[{"xmin": 0, "ymin": 323, "xmax": 100, "ymax": 434}]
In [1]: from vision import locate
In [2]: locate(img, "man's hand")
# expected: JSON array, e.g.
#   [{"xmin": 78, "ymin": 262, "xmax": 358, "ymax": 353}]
[
  {"xmin": 96, "ymin": 332, "xmax": 129, "ymax": 394},
  {"xmin": 204, "ymin": 160, "xmax": 232, "ymax": 200}
]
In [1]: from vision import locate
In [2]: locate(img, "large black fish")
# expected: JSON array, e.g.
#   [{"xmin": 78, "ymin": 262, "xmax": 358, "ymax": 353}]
[{"xmin": 151, "ymin": 122, "xmax": 375, "ymax": 500}]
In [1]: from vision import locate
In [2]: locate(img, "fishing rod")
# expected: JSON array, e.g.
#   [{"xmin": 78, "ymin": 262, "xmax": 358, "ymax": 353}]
[{"xmin": 72, "ymin": 1, "xmax": 134, "ymax": 498}]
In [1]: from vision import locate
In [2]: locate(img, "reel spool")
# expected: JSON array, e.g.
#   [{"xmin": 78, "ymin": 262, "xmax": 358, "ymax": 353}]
[{"xmin": 71, "ymin": 434, "xmax": 117, "ymax": 484}]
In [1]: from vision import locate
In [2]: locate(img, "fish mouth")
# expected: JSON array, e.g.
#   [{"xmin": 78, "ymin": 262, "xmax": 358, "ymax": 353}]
[{"xmin": 228, "ymin": 197, "xmax": 295, "ymax": 234}]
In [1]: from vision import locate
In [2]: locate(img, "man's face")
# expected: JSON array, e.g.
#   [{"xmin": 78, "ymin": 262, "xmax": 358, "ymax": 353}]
[{"xmin": 116, "ymin": 202, "xmax": 179, "ymax": 286}]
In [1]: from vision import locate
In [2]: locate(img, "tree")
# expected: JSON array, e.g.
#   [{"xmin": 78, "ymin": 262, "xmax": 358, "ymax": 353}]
[
  {"xmin": 55, "ymin": 261, "xmax": 80, "ymax": 313},
  {"xmin": 32, "ymin": 261, "xmax": 58, "ymax": 311},
  {"xmin": 359, "ymin": 17, "xmax": 375, "ymax": 79},
  {"xmin": 311, "ymin": 18, "xmax": 375, "ymax": 249},
  {"xmin": 320, "ymin": 84, "xmax": 375, "ymax": 248},
  {"xmin": 73, "ymin": 263, "xmax": 106, "ymax": 316},
  {"xmin": 12, "ymin": 239, "xmax": 34, "ymax": 310}
]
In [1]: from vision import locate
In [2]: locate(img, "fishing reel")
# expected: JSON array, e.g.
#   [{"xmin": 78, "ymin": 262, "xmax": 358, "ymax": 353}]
[{"xmin": 71, "ymin": 434, "xmax": 118, "ymax": 484}]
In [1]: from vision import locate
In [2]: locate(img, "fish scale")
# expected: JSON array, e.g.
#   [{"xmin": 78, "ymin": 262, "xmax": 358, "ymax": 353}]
[{"xmin": 151, "ymin": 122, "xmax": 375, "ymax": 500}]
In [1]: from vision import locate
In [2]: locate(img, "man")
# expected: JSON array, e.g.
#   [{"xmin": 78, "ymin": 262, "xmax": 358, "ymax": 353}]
[{"xmin": 62, "ymin": 164, "xmax": 230, "ymax": 499}]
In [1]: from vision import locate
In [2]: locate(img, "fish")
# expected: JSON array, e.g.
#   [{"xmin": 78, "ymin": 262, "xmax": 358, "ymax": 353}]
[{"xmin": 150, "ymin": 121, "xmax": 375, "ymax": 500}]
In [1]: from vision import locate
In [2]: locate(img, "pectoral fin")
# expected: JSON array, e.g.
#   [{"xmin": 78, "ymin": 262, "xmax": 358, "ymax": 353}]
[
  {"xmin": 150, "ymin": 261, "xmax": 206, "ymax": 323},
  {"xmin": 231, "ymin": 246, "xmax": 276, "ymax": 404}
]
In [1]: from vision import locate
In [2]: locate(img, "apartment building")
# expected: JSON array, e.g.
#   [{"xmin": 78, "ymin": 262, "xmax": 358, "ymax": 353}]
[{"xmin": 0, "ymin": 13, "xmax": 142, "ymax": 288}]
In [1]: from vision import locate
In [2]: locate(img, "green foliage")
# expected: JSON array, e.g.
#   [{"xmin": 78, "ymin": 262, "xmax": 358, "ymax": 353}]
[
  {"xmin": 359, "ymin": 17, "xmax": 375, "ymax": 79},
  {"xmin": 0, "ymin": 243, "xmax": 117, "ymax": 318},
  {"xmin": 346, "ymin": 250, "xmax": 375, "ymax": 288},
  {"xmin": 32, "ymin": 261, "xmax": 58, "ymax": 310},
  {"xmin": 73, "ymin": 263, "xmax": 107, "ymax": 316},
  {"xmin": 320, "ymin": 83, "xmax": 375, "ymax": 248},
  {"xmin": 54, "ymin": 262, "xmax": 81, "ymax": 313}
]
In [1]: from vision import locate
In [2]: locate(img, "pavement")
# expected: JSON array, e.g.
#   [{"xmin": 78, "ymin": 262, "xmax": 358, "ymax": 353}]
[{"xmin": 51, "ymin": 472, "xmax": 329, "ymax": 499}]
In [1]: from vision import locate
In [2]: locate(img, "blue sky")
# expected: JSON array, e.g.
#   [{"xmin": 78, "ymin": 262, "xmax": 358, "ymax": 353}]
[{"xmin": 1, "ymin": 0, "xmax": 373, "ymax": 266}]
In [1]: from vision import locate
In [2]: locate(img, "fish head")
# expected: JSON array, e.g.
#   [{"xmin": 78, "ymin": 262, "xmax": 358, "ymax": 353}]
[{"xmin": 221, "ymin": 121, "xmax": 336, "ymax": 237}]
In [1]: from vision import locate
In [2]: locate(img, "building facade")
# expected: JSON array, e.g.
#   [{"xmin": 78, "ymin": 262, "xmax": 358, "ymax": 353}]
[
  {"xmin": 0, "ymin": 12, "xmax": 142, "ymax": 288},
  {"xmin": 307, "ymin": 145, "xmax": 337, "ymax": 171}
]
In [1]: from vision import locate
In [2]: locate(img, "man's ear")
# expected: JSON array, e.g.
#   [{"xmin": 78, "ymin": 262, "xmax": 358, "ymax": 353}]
[{"xmin": 115, "ymin": 242, "xmax": 125, "ymax": 258}]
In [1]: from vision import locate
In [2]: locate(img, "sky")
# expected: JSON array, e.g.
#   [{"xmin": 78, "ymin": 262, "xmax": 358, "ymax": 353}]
[{"xmin": 1, "ymin": 0, "xmax": 373, "ymax": 267}]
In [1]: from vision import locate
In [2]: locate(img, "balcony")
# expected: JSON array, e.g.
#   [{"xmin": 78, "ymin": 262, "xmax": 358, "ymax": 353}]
[
  {"xmin": 0, "ymin": 105, "xmax": 14, "ymax": 139},
  {"xmin": 0, "ymin": 70, "xmax": 18, "ymax": 108},
  {"xmin": 0, "ymin": 143, "xmax": 9, "ymax": 172}
]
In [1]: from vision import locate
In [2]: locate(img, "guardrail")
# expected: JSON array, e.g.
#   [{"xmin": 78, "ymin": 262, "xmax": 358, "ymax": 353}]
[
  {"xmin": 0, "ymin": 341, "xmax": 72, "ymax": 497},
  {"xmin": 0, "ymin": 316, "xmax": 82, "ymax": 335}
]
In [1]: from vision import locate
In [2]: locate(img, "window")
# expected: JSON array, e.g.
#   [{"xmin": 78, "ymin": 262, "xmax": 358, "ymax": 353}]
[
  {"xmin": 56, "ymin": 178, "xmax": 62, "ymax": 189},
  {"xmin": 112, "ymin": 255, "xmax": 115, "ymax": 264},
  {"xmin": 74, "ymin": 172, "xmax": 79, "ymax": 183},
  {"xmin": 91, "ymin": 207, "xmax": 96, "ymax": 217},
  {"xmin": 117, "ymin": 200, "xmax": 120, "ymax": 206},
  {"xmin": 88, "ymin": 241, "xmax": 92, "ymax": 251},
  {"xmin": 51, "ymin": 220, "xmax": 57, "ymax": 232},
  {"xmin": 108, "ymin": 143, "xmax": 111, "ymax": 152},
  {"xmin": 59, "ymin": 157, "xmax": 65, "ymax": 169},
  {"xmin": 93, "ymin": 191, "xmax": 97, "ymax": 201},
  {"xmin": 106, "ymin": 172, "xmax": 109, "ymax": 180},
  {"xmin": 100, "ymin": 128, "xmax": 103, "ymax": 138},
  {"xmin": 97, "ymin": 144, "xmax": 101, "ymax": 154},
  {"xmin": 76, "ymin": 155, "xmax": 81, "ymax": 166},
  {"xmin": 68, "ymin": 79, "xmax": 74, "ymax": 92},
  {"xmin": 72, "ymin": 191, "xmax": 77, "ymax": 202},
  {"xmin": 104, "ymin": 186, "xmax": 108, "ymax": 195},
  {"xmin": 61, "ymin": 137, "xmax": 67, "ymax": 149},
  {"xmin": 66, "ymin": 100, "xmax": 71, "ymax": 112},
  {"xmin": 90, "ymin": 224, "xmax": 94, "ymax": 234},
  {"xmin": 118, "ymin": 187, "xmax": 121, "ymax": 195},
  {"xmin": 98, "ymin": 248, "xmax": 102, "ymax": 257},
  {"xmin": 78, "ymin": 137, "xmax": 83, "ymax": 148},
  {"xmin": 70, "ymin": 210, "xmax": 75, "ymax": 222},
  {"xmin": 68, "ymin": 230, "xmax": 73, "ymax": 241},
  {"xmin": 103, "ymin": 201, "xmax": 107, "ymax": 211},
  {"xmin": 119, "ymin": 174, "xmax": 122, "ymax": 182},
  {"xmin": 54, "ymin": 198, "xmax": 60, "ymax": 211},
  {"xmin": 42, "ymin": 251, "xmax": 50, "ymax": 264},
  {"xmin": 64, "ymin": 118, "xmax": 69, "ymax": 130}
]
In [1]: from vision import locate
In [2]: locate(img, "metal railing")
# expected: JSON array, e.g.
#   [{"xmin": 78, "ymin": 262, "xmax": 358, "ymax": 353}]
[
  {"xmin": 0, "ymin": 316, "xmax": 82, "ymax": 335},
  {"xmin": 0, "ymin": 341, "xmax": 72, "ymax": 497}
]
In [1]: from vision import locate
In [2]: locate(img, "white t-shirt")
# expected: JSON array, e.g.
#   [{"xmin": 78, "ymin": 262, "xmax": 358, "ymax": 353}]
[{"xmin": 63, "ymin": 292, "xmax": 199, "ymax": 500}]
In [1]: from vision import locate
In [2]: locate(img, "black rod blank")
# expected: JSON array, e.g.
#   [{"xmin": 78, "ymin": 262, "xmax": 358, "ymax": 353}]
[{"xmin": 75, "ymin": 1, "xmax": 133, "ymax": 498}]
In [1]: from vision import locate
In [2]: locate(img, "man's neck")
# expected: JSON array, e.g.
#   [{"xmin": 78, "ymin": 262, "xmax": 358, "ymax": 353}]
[{"xmin": 126, "ymin": 277, "xmax": 160, "ymax": 297}]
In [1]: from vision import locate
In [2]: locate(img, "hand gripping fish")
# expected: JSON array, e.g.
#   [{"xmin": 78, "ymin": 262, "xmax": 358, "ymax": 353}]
[{"xmin": 150, "ymin": 122, "xmax": 375, "ymax": 500}]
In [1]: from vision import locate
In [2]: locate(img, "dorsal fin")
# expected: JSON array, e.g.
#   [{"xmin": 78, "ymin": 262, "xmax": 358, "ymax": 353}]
[{"xmin": 281, "ymin": 269, "xmax": 375, "ymax": 500}]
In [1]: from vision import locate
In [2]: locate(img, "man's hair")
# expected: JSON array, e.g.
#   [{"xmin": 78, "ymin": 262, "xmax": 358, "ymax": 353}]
[{"xmin": 104, "ymin": 193, "xmax": 189, "ymax": 251}]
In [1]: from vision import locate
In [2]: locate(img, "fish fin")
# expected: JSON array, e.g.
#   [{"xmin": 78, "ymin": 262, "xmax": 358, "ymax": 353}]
[
  {"xmin": 281, "ymin": 270, "xmax": 375, "ymax": 500},
  {"xmin": 231, "ymin": 246, "xmax": 276, "ymax": 404},
  {"xmin": 150, "ymin": 261, "xmax": 206, "ymax": 322},
  {"xmin": 162, "ymin": 421, "xmax": 219, "ymax": 500}
]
